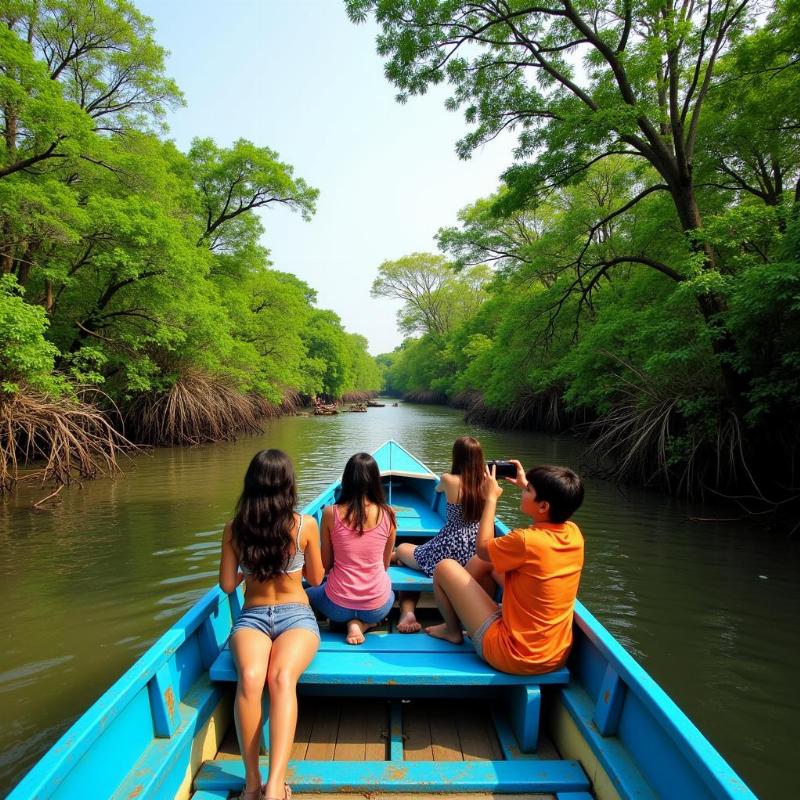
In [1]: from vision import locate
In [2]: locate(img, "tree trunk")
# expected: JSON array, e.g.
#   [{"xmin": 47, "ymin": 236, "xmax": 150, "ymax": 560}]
[
  {"xmin": 1, "ymin": 103, "xmax": 18, "ymax": 274},
  {"xmin": 672, "ymin": 182, "xmax": 749, "ymax": 409}
]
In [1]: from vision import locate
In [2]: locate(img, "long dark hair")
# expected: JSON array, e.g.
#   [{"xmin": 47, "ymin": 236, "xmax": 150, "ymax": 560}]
[
  {"xmin": 231, "ymin": 449, "xmax": 298, "ymax": 581},
  {"xmin": 450, "ymin": 435, "xmax": 485, "ymax": 522},
  {"xmin": 338, "ymin": 452, "xmax": 396, "ymax": 534}
]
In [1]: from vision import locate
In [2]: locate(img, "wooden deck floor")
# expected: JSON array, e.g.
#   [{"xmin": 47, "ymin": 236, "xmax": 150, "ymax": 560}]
[
  {"xmin": 211, "ymin": 696, "xmax": 561, "ymax": 799},
  {"xmin": 202, "ymin": 610, "xmax": 568, "ymax": 799}
]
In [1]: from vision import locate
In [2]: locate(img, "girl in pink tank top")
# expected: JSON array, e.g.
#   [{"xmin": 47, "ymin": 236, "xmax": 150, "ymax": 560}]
[{"xmin": 306, "ymin": 452, "xmax": 397, "ymax": 645}]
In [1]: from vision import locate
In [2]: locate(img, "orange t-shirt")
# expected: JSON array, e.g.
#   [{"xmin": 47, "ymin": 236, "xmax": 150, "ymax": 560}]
[{"xmin": 481, "ymin": 521, "xmax": 584, "ymax": 674}]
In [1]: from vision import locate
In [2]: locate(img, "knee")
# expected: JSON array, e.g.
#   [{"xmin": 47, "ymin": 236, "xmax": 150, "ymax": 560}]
[
  {"xmin": 433, "ymin": 558, "xmax": 461, "ymax": 581},
  {"xmin": 396, "ymin": 543, "xmax": 414, "ymax": 558},
  {"xmin": 267, "ymin": 666, "xmax": 298, "ymax": 695},
  {"xmin": 238, "ymin": 666, "xmax": 267, "ymax": 696}
]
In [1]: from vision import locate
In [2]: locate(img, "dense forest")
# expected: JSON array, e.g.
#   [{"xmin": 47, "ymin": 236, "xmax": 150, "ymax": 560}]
[
  {"xmin": 0, "ymin": 0, "xmax": 381, "ymax": 490},
  {"xmin": 350, "ymin": 0, "xmax": 800, "ymax": 519}
]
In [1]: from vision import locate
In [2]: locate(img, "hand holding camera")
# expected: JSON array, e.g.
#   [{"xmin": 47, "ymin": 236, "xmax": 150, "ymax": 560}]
[{"xmin": 486, "ymin": 458, "xmax": 527, "ymax": 489}]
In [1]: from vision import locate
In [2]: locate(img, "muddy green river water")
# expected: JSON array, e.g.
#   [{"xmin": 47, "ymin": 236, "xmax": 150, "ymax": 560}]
[{"xmin": 1, "ymin": 402, "xmax": 798, "ymax": 797}]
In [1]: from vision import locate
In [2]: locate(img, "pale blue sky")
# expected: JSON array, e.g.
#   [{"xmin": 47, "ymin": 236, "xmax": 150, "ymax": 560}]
[{"xmin": 135, "ymin": 0, "xmax": 515, "ymax": 354}]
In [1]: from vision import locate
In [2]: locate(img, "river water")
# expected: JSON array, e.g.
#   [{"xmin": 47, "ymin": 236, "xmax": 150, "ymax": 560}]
[{"xmin": 1, "ymin": 402, "xmax": 798, "ymax": 797}]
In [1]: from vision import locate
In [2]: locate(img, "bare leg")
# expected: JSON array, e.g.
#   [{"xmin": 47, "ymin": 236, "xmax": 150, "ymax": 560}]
[
  {"xmin": 346, "ymin": 618, "xmax": 376, "ymax": 645},
  {"xmin": 396, "ymin": 590, "xmax": 421, "ymax": 633},
  {"xmin": 230, "ymin": 628, "xmax": 273, "ymax": 793},
  {"xmin": 394, "ymin": 542, "xmax": 421, "ymax": 569},
  {"xmin": 264, "ymin": 628, "xmax": 319, "ymax": 800},
  {"xmin": 426, "ymin": 559, "xmax": 499, "ymax": 644},
  {"xmin": 466, "ymin": 555, "xmax": 500, "ymax": 597}
]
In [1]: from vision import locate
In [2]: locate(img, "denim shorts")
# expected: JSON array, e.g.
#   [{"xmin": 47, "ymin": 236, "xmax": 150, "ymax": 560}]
[
  {"xmin": 471, "ymin": 607, "xmax": 503, "ymax": 659},
  {"xmin": 231, "ymin": 602, "xmax": 320, "ymax": 640},
  {"xmin": 306, "ymin": 584, "xmax": 395, "ymax": 624}
]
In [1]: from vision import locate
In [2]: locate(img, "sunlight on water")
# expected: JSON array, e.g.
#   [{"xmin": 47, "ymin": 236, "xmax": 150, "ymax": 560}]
[{"xmin": 1, "ymin": 402, "xmax": 798, "ymax": 796}]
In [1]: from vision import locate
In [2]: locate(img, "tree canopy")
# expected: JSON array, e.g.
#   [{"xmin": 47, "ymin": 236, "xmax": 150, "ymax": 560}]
[
  {"xmin": 1, "ymin": 0, "xmax": 381, "ymax": 480},
  {"xmin": 357, "ymin": 0, "xmax": 800, "ymax": 514}
]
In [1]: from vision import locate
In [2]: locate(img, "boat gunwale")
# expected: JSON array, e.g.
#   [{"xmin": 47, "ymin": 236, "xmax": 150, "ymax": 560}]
[{"xmin": 571, "ymin": 599, "xmax": 756, "ymax": 799}]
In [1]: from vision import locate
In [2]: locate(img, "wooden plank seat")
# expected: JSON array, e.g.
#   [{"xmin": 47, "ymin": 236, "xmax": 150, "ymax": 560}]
[
  {"xmin": 386, "ymin": 563, "xmax": 432, "ymax": 590},
  {"xmin": 209, "ymin": 631, "xmax": 569, "ymax": 754}
]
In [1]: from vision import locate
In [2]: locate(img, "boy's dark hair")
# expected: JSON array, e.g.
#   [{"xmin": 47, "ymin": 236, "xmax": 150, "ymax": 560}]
[{"xmin": 526, "ymin": 465, "xmax": 584, "ymax": 523}]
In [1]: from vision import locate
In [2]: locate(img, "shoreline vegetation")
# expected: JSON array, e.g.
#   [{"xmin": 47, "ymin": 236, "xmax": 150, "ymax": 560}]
[
  {"xmin": 0, "ymin": 385, "xmax": 382, "ymax": 494},
  {"xmin": 351, "ymin": 0, "xmax": 800, "ymax": 531},
  {"xmin": 3, "ymin": 0, "xmax": 800, "ymax": 532},
  {"xmin": 0, "ymin": 2, "xmax": 383, "ymax": 494}
]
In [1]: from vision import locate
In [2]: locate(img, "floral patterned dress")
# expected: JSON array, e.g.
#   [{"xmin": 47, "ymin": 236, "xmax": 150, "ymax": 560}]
[{"xmin": 413, "ymin": 502, "xmax": 480, "ymax": 577}]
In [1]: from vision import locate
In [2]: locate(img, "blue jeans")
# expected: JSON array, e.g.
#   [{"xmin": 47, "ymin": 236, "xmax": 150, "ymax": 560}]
[
  {"xmin": 231, "ymin": 602, "xmax": 320, "ymax": 640},
  {"xmin": 306, "ymin": 584, "xmax": 395, "ymax": 624}
]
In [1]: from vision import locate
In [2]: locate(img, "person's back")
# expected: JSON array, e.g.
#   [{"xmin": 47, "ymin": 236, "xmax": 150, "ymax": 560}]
[
  {"xmin": 235, "ymin": 513, "xmax": 313, "ymax": 607},
  {"xmin": 218, "ymin": 448, "xmax": 324, "ymax": 800},
  {"xmin": 394, "ymin": 436, "xmax": 485, "ymax": 632},
  {"xmin": 482, "ymin": 518, "xmax": 583, "ymax": 673},
  {"xmin": 307, "ymin": 452, "xmax": 397, "ymax": 645},
  {"xmin": 426, "ymin": 460, "xmax": 585, "ymax": 677},
  {"xmin": 325, "ymin": 502, "xmax": 393, "ymax": 609}
]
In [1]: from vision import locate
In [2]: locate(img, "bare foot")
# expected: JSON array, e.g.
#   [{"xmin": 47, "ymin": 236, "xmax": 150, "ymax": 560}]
[
  {"xmin": 346, "ymin": 619, "xmax": 375, "ymax": 645},
  {"xmin": 396, "ymin": 611, "xmax": 421, "ymax": 633},
  {"xmin": 425, "ymin": 623, "xmax": 463, "ymax": 644}
]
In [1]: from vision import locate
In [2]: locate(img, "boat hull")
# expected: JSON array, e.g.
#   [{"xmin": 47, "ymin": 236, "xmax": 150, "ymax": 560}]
[{"xmin": 7, "ymin": 441, "xmax": 756, "ymax": 799}]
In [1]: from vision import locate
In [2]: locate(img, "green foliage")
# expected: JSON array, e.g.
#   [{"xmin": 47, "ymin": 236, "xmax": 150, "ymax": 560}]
[
  {"xmin": 371, "ymin": 251, "xmax": 490, "ymax": 337},
  {"xmin": 0, "ymin": 1, "xmax": 380, "ymax": 447},
  {"xmin": 0, "ymin": 275, "xmax": 65, "ymax": 396},
  {"xmin": 358, "ymin": 0, "xmax": 800, "ymax": 500}
]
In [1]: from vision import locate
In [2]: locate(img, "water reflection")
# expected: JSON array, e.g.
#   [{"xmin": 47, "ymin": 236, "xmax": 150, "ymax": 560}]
[{"xmin": 1, "ymin": 401, "xmax": 798, "ymax": 796}]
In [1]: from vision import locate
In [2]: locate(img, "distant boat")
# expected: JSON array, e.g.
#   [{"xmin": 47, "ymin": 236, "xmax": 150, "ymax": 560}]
[
  {"xmin": 7, "ymin": 440, "xmax": 757, "ymax": 799},
  {"xmin": 367, "ymin": 401, "xmax": 385, "ymax": 407},
  {"xmin": 313, "ymin": 400, "xmax": 338, "ymax": 415}
]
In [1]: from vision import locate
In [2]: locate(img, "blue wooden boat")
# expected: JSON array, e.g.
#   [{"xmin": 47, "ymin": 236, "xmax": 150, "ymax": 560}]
[{"xmin": 8, "ymin": 440, "xmax": 757, "ymax": 799}]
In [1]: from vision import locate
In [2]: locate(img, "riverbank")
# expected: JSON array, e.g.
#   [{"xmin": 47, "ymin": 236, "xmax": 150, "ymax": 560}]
[{"xmin": 0, "ymin": 386, "xmax": 380, "ymax": 497}]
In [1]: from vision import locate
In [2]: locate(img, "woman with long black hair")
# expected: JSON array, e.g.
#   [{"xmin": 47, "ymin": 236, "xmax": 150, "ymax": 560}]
[
  {"xmin": 219, "ymin": 449, "xmax": 324, "ymax": 800},
  {"xmin": 306, "ymin": 452, "xmax": 397, "ymax": 645}
]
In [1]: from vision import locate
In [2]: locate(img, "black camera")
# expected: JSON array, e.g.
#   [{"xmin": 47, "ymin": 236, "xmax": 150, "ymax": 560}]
[{"xmin": 486, "ymin": 460, "xmax": 517, "ymax": 479}]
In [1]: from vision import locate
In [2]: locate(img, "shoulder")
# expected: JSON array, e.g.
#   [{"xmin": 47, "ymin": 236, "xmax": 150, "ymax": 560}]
[
  {"xmin": 381, "ymin": 505, "xmax": 397, "ymax": 530},
  {"xmin": 564, "ymin": 520, "xmax": 584, "ymax": 542},
  {"xmin": 300, "ymin": 513, "xmax": 319, "ymax": 544},
  {"xmin": 505, "ymin": 527, "xmax": 530, "ymax": 543},
  {"xmin": 439, "ymin": 472, "xmax": 458, "ymax": 484},
  {"xmin": 322, "ymin": 505, "xmax": 336, "ymax": 521},
  {"xmin": 301, "ymin": 513, "xmax": 318, "ymax": 529}
]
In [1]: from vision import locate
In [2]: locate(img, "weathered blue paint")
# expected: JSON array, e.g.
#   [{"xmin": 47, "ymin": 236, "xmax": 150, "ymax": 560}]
[
  {"xmin": 7, "ymin": 440, "xmax": 757, "ymax": 799},
  {"xmin": 315, "ymin": 630, "xmax": 475, "ymax": 653},
  {"xmin": 9, "ymin": 588, "xmax": 230, "ymax": 800},
  {"xmin": 490, "ymin": 708, "xmax": 539, "ymax": 762},
  {"xmin": 389, "ymin": 701, "xmax": 404, "ymax": 761},
  {"xmin": 194, "ymin": 758, "xmax": 592, "ymax": 793},
  {"xmin": 568, "ymin": 602, "xmax": 757, "ymax": 799},
  {"xmin": 210, "ymin": 647, "xmax": 570, "ymax": 687},
  {"xmin": 506, "ymin": 684, "xmax": 541, "ymax": 753},
  {"xmin": 593, "ymin": 663, "xmax": 626, "ymax": 736}
]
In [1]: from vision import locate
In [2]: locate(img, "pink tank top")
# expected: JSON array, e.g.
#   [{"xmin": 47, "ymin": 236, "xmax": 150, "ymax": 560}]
[{"xmin": 324, "ymin": 505, "xmax": 393, "ymax": 610}]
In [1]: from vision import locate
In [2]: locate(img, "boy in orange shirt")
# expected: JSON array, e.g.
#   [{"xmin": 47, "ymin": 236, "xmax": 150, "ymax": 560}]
[{"xmin": 426, "ymin": 460, "xmax": 584, "ymax": 674}]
